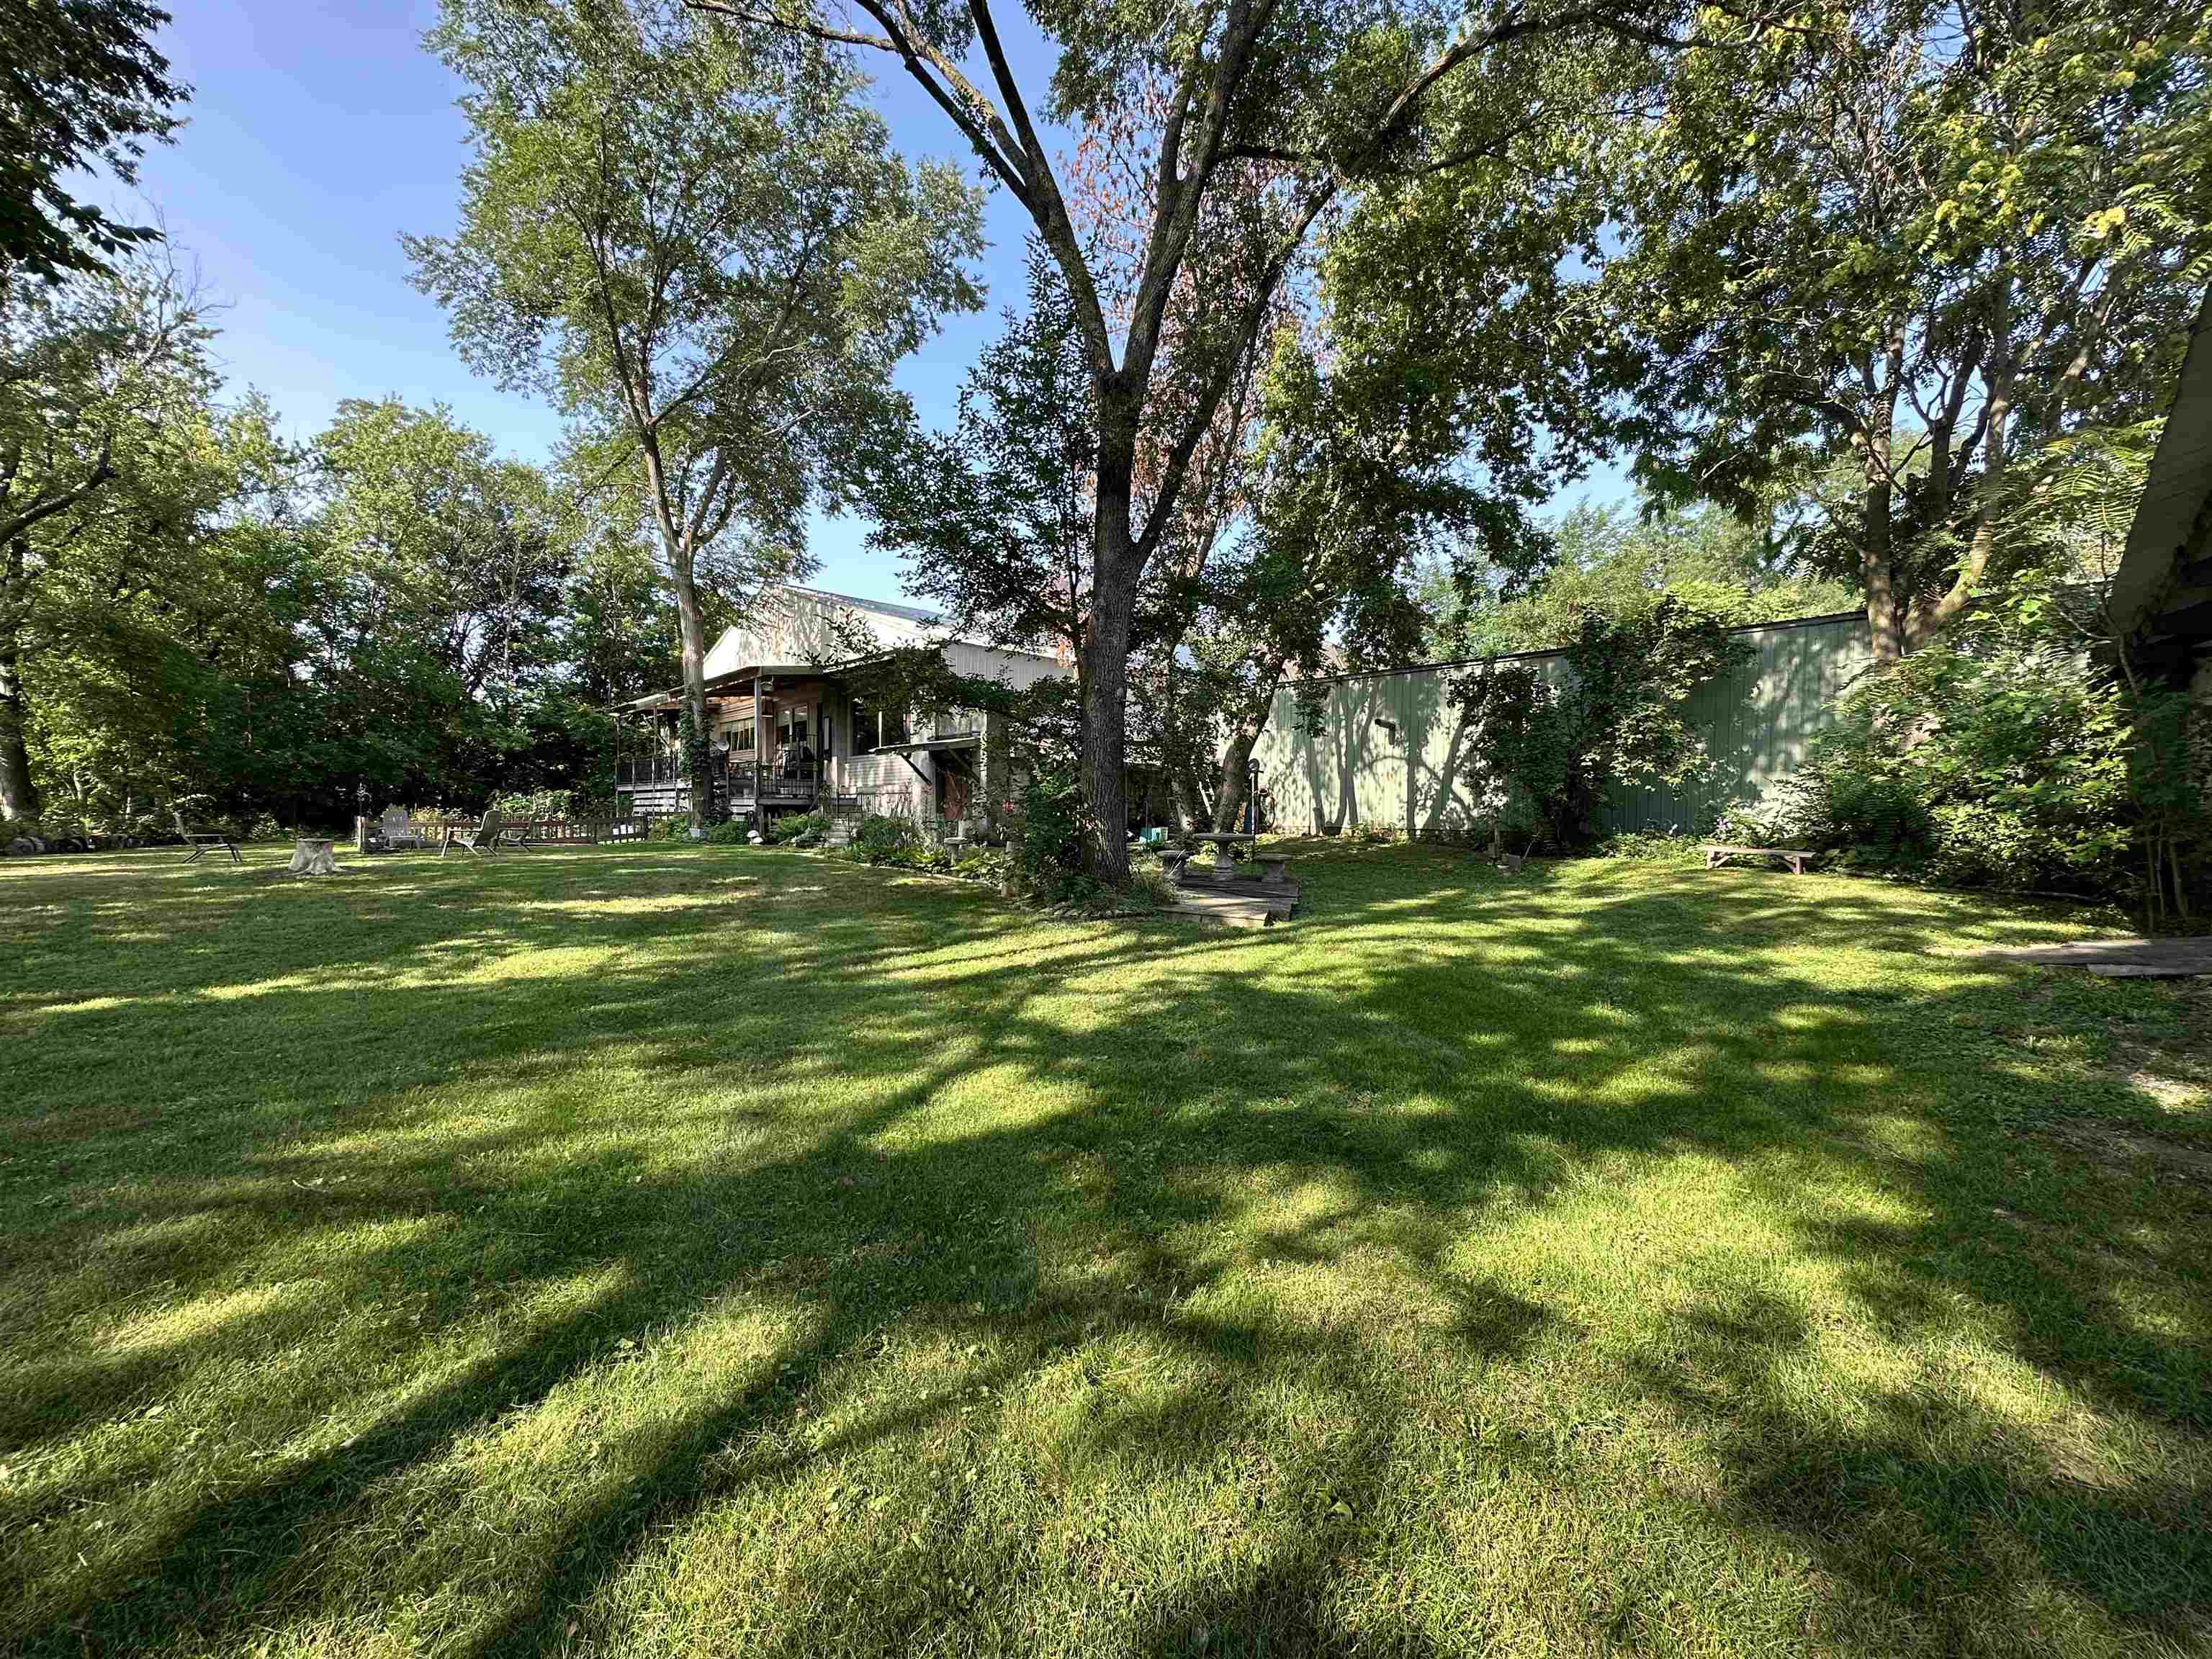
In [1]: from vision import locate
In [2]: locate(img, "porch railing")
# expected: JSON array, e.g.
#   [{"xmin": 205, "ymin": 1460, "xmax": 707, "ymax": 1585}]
[
  {"xmin": 616, "ymin": 755, "xmax": 686, "ymax": 787},
  {"xmin": 616, "ymin": 755, "xmax": 829, "ymax": 809},
  {"xmin": 729, "ymin": 758, "xmax": 822, "ymax": 805}
]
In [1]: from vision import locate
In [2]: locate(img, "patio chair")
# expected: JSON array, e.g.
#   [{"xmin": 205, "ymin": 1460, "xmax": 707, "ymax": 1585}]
[
  {"xmin": 441, "ymin": 808, "xmax": 505, "ymax": 858},
  {"xmin": 379, "ymin": 807, "xmax": 426, "ymax": 850},
  {"xmin": 172, "ymin": 807, "xmax": 242, "ymax": 866}
]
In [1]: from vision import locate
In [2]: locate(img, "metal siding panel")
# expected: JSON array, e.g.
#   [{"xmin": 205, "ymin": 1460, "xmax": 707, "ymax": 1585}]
[{"xmin": 1263, "ymin": 615, "xmax": 1873, "ymax": 840}]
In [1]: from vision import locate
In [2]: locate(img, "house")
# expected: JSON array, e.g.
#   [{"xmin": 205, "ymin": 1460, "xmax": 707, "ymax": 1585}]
[
  {"xmin": 611, "ymin": 585, "xmax": 1068, "ymax": 829},
  {"xmin": 2113, "ymin": 284, "xmax": 2212, "ymax": 678}
]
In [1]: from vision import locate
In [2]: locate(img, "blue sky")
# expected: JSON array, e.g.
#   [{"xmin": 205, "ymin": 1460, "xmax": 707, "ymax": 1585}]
[{"xmin": 122, "ymin": 2, "xmax": 1627, "ymax": 607}]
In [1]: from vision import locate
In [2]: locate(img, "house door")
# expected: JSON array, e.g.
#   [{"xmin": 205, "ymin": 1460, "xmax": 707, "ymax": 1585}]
[{"xmin": 936, "ymin": 752, "xmax": 974, "ymax": 822}]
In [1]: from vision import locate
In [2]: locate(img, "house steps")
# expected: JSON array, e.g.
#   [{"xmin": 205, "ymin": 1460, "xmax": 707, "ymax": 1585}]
[{"xmin": 822, "ymin": 798, "xmax": 866, "ymax": 850}]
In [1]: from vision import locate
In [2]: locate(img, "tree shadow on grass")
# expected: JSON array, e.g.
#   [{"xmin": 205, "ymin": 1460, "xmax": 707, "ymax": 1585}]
[{"xmin": 1, "ymin": 843, "xmax": 2206, "ymax": 1655}]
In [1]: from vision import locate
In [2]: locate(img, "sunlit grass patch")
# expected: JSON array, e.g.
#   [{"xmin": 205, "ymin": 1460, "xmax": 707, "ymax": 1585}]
[{"xmin": 0, "ymin": 842, "xmax": 2205, "ymax": 1656}]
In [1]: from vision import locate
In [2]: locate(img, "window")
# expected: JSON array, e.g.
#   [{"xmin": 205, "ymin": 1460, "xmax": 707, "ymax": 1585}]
[
  {"xmin": 724, "ymin": 721, "xmax": 755, "ymax": 755},
  {"xmin": 850, "ymin": 698, "xmax": 908, "ymax": 755}
]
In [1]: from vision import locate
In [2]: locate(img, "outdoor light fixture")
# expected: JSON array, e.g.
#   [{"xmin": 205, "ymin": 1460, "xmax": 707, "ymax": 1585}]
[{"xmin": 1374, "ymin": 716, "xmax": 1399, "ymax": 739}]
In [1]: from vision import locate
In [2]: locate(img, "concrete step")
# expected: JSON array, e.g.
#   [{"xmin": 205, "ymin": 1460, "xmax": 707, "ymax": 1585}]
[{"xmin": 1171, "ymin": 887, "xmax": 1285, "ymax": 929}]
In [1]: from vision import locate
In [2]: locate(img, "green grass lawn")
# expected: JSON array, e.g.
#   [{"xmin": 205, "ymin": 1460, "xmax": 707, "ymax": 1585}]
[{"xmin": 2, "ymin": 840, "xmax": 2208, "ymax": 1658}]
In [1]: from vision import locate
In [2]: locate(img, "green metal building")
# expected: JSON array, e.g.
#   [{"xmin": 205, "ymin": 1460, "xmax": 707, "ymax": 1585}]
[{"xmin": 1251, "ymin": 611, "xmax": 1874, "ymax": 839}]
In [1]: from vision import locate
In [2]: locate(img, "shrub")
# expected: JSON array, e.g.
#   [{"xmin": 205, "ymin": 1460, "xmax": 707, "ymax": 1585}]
[
  {"xmin": 767, "ymin": 811, "xmax": 827, "ymax": 847},
  {"xmin": 1003, "ymin": 765, "xmax": 1097, "ymax": 904},
  {"xmin": 848, "ymin": 813, "xmax": 918, "ymax": 866},
  {"xmin": 705, "ymin": 819, "xmax": 752, "ymax": 845},
  {"xmin": 1450, "ymin": 594, "xmax": 1749, "ymax": 850},
  {"xmin": 1782, "ymin": 645, "xmax": 2136, "ymax": 894},
  {"xmin": 1589, "ymin": 828, "xmax": 1704, "ymax": 863},
  {"xmin": 493, "ymin": 788, "xmax": 577, "ymax": 822}
]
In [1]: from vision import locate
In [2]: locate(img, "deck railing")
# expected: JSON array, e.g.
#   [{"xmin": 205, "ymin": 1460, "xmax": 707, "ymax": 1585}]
[
  {"xmin": 616, "ymin": 755, "xmax": 827, "ymax": 807},
  {"xmin": 616, "ymin": 755, "xmax": 685, "ymax": 787}
]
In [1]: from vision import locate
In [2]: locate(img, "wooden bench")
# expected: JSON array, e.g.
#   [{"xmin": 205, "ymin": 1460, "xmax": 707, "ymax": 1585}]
[{"xmin": 1704, "ymin": 844, "xmax": 1812, "ymax": 876}]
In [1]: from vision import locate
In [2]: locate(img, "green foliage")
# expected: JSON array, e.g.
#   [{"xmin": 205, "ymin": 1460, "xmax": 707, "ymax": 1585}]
[
  {"xmin": 848, "ymin": 813, "xmax": 919, "ymax": 866},
  {"xmin": 1452, "ymin": 593, "xmax": 1749, "ymax": 848},
  {"xmin": 2, "ymin": 247, "xmax": 675, "ymax": 832},
  {"xmin": 1003, "ymin": 763, "xmax": 1097, "ymax": 906},
  {"xmin": 491, "ymin": 788, "xmax": 580, "ymax": 822},
  {"xmin": 855, "ymin": 241, "xmax": 1092, "ymax": 667},
  {"xmin": 1442, "ymin": 489, "xmax": 1858, "ymax": 657},
  {"xmin": 1588, "ymin": 827, "xmax": 1707, "ymax": 863},
  {"xmin": 1609, "ymin": 0, "xmax": 2212, "ymax": 652},
  {"xmin": 704, "ymin": 818, "xmax": 752, "ymax": 846},
  {"xmin": 1783, "ymin": 646, "xmax": 2141, "ymax": 895},
  {"xmin": 766, "ymin": 810, "xmax": 827, "ymax": 847},
  {"xmin": 0, "ymin": 0, "xmax": 188, "ymax": 282}
]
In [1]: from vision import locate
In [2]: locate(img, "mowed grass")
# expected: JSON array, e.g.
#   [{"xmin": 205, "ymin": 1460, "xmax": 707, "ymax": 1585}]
[{"xmin": 1, "ymin": 840, "xmax": 2208, "ymax": 1658}]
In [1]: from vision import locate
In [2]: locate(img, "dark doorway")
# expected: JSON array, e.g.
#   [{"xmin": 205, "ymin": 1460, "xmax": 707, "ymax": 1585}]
[{"xmin": 935, "ymin": 751, "xmax": 975, "ymax": 822}]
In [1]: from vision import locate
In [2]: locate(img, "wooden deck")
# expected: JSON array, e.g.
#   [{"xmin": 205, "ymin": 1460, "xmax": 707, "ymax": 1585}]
[
  {"xmin": 1956, "ymin": 936, "xmax": 2212, "ymax": 979},
  {"xmin": 1169, "ymin": 867, "xmax": 1300, "ymax": 929}
]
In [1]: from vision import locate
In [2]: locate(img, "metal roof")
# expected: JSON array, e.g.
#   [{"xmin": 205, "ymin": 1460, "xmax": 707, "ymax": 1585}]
[
  {"xmin": 611, "ymin": 655, "xmax": 902, "ymax": 714},
  {"xmin": 871, "ymin": 733, "xmax": 980, "ymax": 755}
]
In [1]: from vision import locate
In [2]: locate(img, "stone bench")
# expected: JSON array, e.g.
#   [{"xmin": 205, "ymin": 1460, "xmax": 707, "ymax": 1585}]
[
  {"xmin": 1704, "ymin": 844, "xmax": 1812, "ymax": 876},
  {"xmin": 1256, "ymin": 856, "xmax": 1291, "ymax": 886}
]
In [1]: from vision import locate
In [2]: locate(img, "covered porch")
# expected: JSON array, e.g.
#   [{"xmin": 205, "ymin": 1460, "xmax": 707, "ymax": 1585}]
[
  {"xmin": 610, "ymin": 660, "xmax": 994, "ymax": 827},
  {"xmin": 612, "ymin": 665, "xmax": 851, "ymax": 819}
]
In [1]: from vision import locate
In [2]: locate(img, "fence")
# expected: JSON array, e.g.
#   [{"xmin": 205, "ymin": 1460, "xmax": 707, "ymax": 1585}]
[
  {"xmin": 1251, "ymin": 611, "xmax": 1874, "ymax": 840},
  {"xmin": 355, "ymin": 815, "xmax": 649, "ymax": 852}
]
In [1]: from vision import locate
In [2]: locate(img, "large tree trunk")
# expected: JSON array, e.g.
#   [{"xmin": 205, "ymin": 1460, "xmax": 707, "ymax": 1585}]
[
  {"xmin": 1860, "ymin": 385, "xmax": 1905, "ymax": 662},
  {"xmin": 0, "ymin": 536, "xmax": 38, "ymax": 822},
  {"xmin": 1848, "ymin": 332, "xmax": 1910, "ymax": 662},
  {"xmin": 1912, "ymin": 323, "xmax": 2016, "ymax": 649},
  {"xmin": 670, "ymin": 547, "xmax": 712, "ymax": 837},
  {"xmin": 1172, "ymin": 766, "xmax": 1208, "ymax": 831},
  {"xmin": 1079, "ymin": 582, "xmax": 1133, "ymax": 884},
  {"xmin": 1081, "ymin": 397, "xmax": 1141, "ymax": 886},
  {"xmin": 1212, "ymin": 730, "xmax": 1256, "ymax": 832}
]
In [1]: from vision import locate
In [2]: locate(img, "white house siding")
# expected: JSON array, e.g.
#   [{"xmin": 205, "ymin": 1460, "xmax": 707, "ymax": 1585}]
[{"xmin": 1251, "ymin": 613, "xmax": 1874, "ymax": 838}]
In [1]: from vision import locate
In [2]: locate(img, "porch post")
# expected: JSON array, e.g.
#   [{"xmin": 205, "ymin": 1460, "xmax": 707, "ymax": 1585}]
[{"xmin": 753, "ymin": 670, "xmax": 764, "ymax": 832}]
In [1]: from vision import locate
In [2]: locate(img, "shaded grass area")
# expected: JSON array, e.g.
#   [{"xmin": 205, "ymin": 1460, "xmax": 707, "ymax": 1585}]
[{"xmin": 1, "ymin": 840, "xmax": 2207, "ymax": 1657}]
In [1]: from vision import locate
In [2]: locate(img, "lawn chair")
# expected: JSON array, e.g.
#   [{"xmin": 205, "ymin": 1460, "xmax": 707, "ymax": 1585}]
[
  {"xmin": 441, "ymin": 808, "xmax": 505, "ymax": 858},
  {"xmin": 172, "ymin": 807, "xmax": 242, "ymax": 866},
  {"xmin": 379, "ymin": 807, "xmax": 426, "ymax": 850}
]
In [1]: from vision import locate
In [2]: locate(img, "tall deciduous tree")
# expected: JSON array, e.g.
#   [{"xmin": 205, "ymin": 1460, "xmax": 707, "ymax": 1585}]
[
  {"xmin": 1613, "ymin": 0, "xmax": 2212, "ymax": 659},
  {"xmin": 0, "ymin": 0, "xmax": 189, "ymax": 282},
  {"xmin": 408, "ymin": 0, "xmax": 982, "ymax": 832},
  {"xmin": 856, "ymin": 242, "xmax": 1092, "ymax": 698},
  {"xmin": 0, "ymin": 251, "xmax": 212, "ymax": 819},
  {"xmin": 695, "ymin": 0, "xmax": 1689, "ymax": 881}
]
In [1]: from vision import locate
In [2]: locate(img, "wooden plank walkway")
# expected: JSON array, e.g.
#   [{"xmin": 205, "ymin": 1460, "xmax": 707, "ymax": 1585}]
[
  {"xmin": 1169, "ymin": 871, "xmax": 1300, "ymax": 929},
  {"xmin": 1955, "ymin": 937, "xmax": 2212, "ymax": 979}
]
